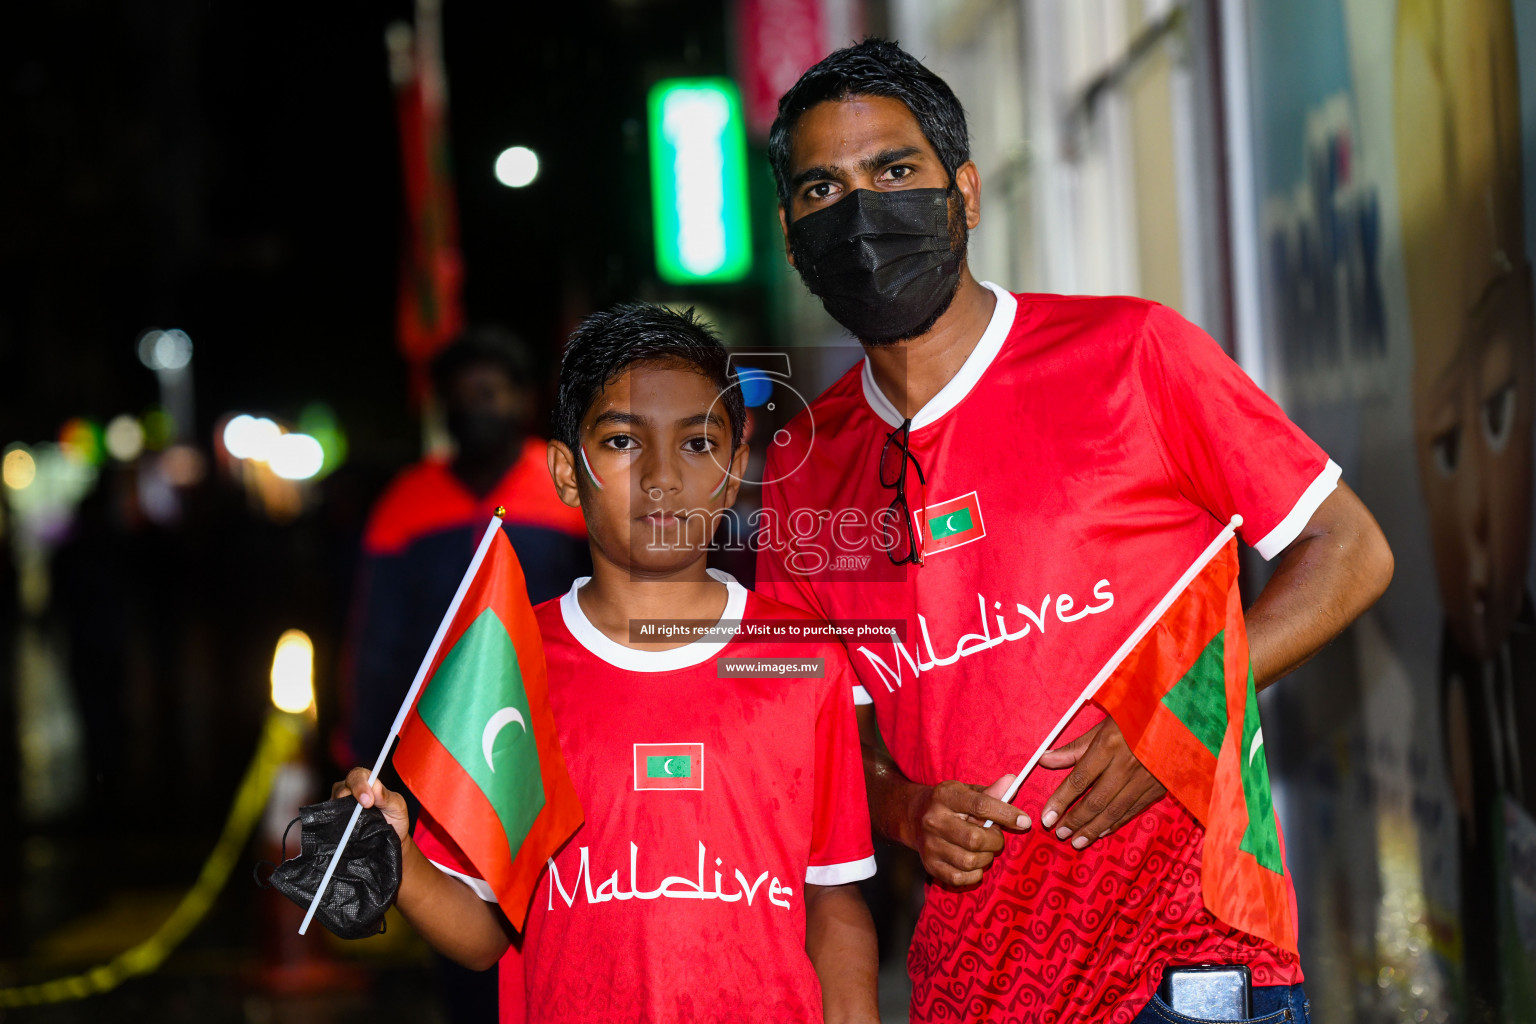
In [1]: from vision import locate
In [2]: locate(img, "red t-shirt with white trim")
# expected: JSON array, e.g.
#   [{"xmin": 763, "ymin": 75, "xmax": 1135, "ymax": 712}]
[
  {"xmin": 414, "ymin": 571, "xmax": 876, "ymax": 1024},
  {"xmin": 756, "ymin": 284, "xmax": 1335, "ymax": 1022}
]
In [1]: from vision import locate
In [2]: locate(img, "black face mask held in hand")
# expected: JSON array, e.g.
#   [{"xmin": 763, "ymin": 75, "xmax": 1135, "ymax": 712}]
[
  {"xmin": 254, "ymin": 795, "xmax": 401, "ymax": 940},
  {"xmin": 788, "ymin": 187, "xmax": 965, "ymax": 345}
]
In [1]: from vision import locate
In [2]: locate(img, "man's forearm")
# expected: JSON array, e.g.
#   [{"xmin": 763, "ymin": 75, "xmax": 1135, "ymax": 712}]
[
  {"xmin": 805, "ymin": 882, "xmax": 880, "ymax": 1024},
  {"xmin": 395, "ymin": 838, "xmax": 514, "ymax": 971},
  {"xmin": 1246, "ymin": 482, "xmax": 1393, "ymax": 689}
]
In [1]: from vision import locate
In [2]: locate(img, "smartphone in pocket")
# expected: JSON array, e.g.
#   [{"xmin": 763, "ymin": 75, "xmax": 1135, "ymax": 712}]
[{"xmin": 1158, "ymin": 964, "xmax": 1252, "ymax": 1021}]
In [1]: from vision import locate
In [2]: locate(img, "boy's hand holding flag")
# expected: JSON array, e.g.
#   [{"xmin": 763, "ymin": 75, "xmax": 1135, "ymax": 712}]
[{"xmin": 302, "ymin": 509, "xmax": 582, "ymax": 934}]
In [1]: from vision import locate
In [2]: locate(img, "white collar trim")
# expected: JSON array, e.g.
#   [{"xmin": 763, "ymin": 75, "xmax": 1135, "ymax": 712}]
[
  {"xmin": 559, "ymin": 569, "xmax": 747, "ymax": 672},
  {"xmin": 860, "ymin": 281, "xmax": 1017, "ymax": 430}
]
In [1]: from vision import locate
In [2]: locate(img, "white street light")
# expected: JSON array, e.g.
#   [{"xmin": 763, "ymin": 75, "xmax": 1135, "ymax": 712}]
[
  {"xmin": 138, "ymin": 328, "xmax": 193, "ymax": 371},
  {"xmin": 494, "ymin": 146, "xmax": 539, "ymax": 188},
  {"xmin": 223, "ymin": 415, "xmax": 282, "ymax": 461},
  {"xmin": 268, "ymin": 432, "xmax": 325, "ymax": 480}
]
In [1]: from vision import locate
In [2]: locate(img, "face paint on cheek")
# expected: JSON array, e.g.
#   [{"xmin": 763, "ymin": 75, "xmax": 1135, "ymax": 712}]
[
  {"xmin": 579, "ymin": 445, "xmax": 605, "ymax": 490},
  {"xmin": 710, "ymin": 470, "xmax": 729, "ymax": 499}
]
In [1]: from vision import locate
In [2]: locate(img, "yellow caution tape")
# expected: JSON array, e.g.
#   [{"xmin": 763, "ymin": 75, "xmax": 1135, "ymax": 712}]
[{"xmin": 0, "ymin": 711, "xmax": 306, "ymax": 1006}]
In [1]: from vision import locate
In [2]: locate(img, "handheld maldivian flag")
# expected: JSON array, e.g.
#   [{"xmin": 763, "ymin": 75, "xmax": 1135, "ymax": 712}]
[
  {"xmin": 390, "ymin": 520, "xmax": 582, "ymax": 928},
  {"xmin": 993, "ymin": 516, "xmax": 1298, "ymax": 954},
  {"xmin": 300, "ymin": 510, "xmax": 582, "ymax": 934}
]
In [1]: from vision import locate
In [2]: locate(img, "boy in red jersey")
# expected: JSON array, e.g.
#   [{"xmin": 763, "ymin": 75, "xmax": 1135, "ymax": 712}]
[{"xmin": 337, "ymin": 303, "xmax": 880, "ymax": 1024}]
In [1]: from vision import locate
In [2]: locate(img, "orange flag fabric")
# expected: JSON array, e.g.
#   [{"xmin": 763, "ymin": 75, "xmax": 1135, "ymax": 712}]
[{"xmin": 1092, "ymin": 537, "xmax": 1299, "ymax": 954}]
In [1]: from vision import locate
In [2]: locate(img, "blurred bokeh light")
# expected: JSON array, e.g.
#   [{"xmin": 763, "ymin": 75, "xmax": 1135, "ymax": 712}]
[{"xmin": 494, "ymin": 145, "xmax": 539, "ymax": 188}]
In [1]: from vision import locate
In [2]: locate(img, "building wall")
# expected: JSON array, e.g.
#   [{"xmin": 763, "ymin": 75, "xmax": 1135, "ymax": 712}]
[{"xmin": 892, "ymin": 0, "xmax": 1223, "ymax": 334}]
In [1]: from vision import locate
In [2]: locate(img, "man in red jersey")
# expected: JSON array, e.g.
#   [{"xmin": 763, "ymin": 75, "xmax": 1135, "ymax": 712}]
[
  {"xmin": 754, "ymin": 40, "xmax": 1395, "ymax": 1023},
  {"xmin": 339, "ymin": 304, "xmax": 880, "ymax": 1024}
]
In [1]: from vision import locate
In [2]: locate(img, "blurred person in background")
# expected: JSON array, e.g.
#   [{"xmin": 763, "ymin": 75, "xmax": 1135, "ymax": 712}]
[
  {"xmin": 342, "ymin": 325, "xmax": 587, "ymax": 1023},
  {"xmin": 52, "ymin": 472, "xmax": 138, "ymax": 826},
  {"xmin": 1394, "ymin": 0, "xmax": 1536, "ymax": 1016},
  {"xmin": 757, "ymin": 40, "xmax": 1393, "ymax": 1023},
  {"xmin": 345, "ymin": 326, "xmax": 589, "ymax": 767}
]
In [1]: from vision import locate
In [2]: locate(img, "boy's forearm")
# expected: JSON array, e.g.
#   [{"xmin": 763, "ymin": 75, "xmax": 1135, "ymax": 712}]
[
  {"xmin": 804, "ymin": 882, "xmax": 881, "ymax": 1024},
  {"xmin": 866, "ymin": 744, "xmax": 927, "ymax": 849},
  {"xmin": 396, "ymin": 837, "xmax": 514, "ymax": 971},
  {"xmin": 858, "ymin": 705, "xmax": 922, "ymax": 848}
]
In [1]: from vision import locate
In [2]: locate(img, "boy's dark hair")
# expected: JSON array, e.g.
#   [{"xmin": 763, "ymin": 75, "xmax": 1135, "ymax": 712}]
[
  {"xmin": 430, "ymin": 325, "xmax": 536, "ymax": 397},
  {"xmin": 767, "ymin": 38, "xmax": 971, "ymax": 208},
  {"xmin": 555, "ymin": 303, "xmax": 746, "ymax": 453}
]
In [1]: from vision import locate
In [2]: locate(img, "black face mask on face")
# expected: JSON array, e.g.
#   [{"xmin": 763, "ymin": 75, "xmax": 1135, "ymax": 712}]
[{"xmin": 787, "ymin": 186, "xmax": 965, "ymax": 345}]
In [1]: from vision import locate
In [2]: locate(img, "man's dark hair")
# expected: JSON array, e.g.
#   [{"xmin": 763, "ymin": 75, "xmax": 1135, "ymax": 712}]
[
  {"xmin": 767, "ymin": 38, "xmax": 970, "ymax": 208},
  {"xmin": 430, "ymin": 325, "xmax": 536, "ymax": 397},
  {"xmin": 554, "ymin": 303, "xmax": 746, "ymax": 453}
]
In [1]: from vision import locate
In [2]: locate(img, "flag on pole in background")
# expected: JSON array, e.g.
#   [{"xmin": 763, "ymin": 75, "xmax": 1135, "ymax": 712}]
[
  {"xmin": 387, "ymin": 0, "xmax": 465, "ymax": 402},
  {"xmin": 1090, "ymin": 537, "xmax": 1298, "ymax": 954},
  {"xmin": 734, "ymin": 0, "xmax": 865, "ymax": 138},
  {"xmin": 391, "ymin": 528, "xmax": 582, "ymax": 929}
]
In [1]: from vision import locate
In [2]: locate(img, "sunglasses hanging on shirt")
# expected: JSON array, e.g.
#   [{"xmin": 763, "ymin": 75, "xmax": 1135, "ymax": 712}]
[{"xmin": 879, "ymin": 417, "xmax": 926, "ymax": 566}]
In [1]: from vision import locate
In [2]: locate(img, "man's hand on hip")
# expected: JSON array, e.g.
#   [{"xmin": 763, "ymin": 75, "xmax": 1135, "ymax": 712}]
[
  {"xmin": 905, "ymin": 774, "xmax": 1029, "ymax": 889},
  {"xmin": 1037, "ymin": 718, "xmax": 1165, "ymax": 849}
]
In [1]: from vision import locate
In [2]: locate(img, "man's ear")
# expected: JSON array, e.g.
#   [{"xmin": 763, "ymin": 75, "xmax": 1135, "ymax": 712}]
[
  {"xmin": 547, "ymin": 440, "xmax": 582, "ymax": 509},
  {"xmin": 778, "ymin": 204, "xmax": 795, "ymax": 267},
  {"xmin": 719, "ymin": 442, "xmax": 752, "ymax": 509},
  {"xmin": 955, "ymin": 160, "xmax": 982, "ymax": 231}
]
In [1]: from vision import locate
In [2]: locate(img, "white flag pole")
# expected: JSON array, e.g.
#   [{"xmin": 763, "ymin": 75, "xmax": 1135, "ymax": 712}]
[
  {"xmin": 983, "ymin": 514, "xmax": 1243, "ymax": 828},
  {"xmin": 299, "ymin": 510, "xmax": 506, "ymax": 935}
]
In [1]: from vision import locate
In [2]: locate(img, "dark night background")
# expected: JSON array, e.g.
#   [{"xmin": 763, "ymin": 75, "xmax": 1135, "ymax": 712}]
[{"xmin": 1, "ymin": 0, "xmax": 751, "ymax": 451}]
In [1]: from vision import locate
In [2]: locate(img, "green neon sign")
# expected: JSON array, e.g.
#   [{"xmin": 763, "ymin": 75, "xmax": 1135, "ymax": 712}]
[{"xmin": 647, "ymin": 78, "xmax": 753, "ymax": 284}]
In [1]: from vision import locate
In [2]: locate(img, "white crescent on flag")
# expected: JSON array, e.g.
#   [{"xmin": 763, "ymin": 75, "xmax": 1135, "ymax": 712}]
[{"xmin": 482, "ymin": 706, "xmax": 528, "ymax": 772}]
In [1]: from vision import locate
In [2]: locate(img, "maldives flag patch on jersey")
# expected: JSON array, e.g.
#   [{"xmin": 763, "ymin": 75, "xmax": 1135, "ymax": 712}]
[
  {"xmin": 633, "ymin": 743, "xmax": 704, "ymax": 790},
  {"xmin": 392, "ymin": 528, "xmax": 583, "ymax": 930},
  {"xmin": 914, "ymin": 491, "xmax": 986, "ymax": 555}
]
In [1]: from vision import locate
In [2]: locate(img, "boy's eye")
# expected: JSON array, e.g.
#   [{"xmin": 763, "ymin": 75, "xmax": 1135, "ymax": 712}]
[
  {"xmin": 603, "ymin": 434, "xmax": 638, "ymax": 451},
  {"xmin": 683, "ymin": 436, "xmax": 716, "ymax": 454},
  {"xmin": 805, "ymin": 182, "xmax": 835, "ymax": 200},
  {"xmin": 883, "ymin": 165, "xmax": 912, "ymax": 181}
]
